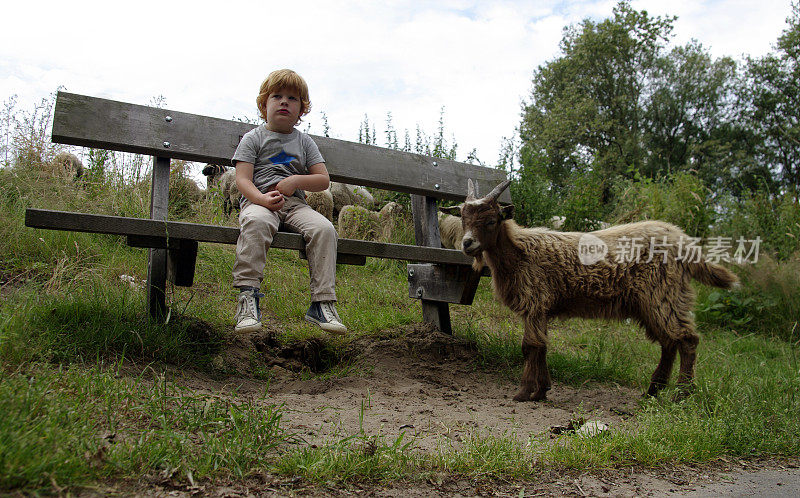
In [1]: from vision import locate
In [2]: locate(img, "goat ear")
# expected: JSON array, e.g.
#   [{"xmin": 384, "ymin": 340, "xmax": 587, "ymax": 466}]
[
  {"xmin": 439, "ymin": 205, "xmax": 462, "ymax": 216},
  {"xmin": 466, "ymin": 179, "xmax": 477, "ymax": 200},
  {"xmin": 500, "ymin": 204, "xmax": 515, "ymax": 220}
]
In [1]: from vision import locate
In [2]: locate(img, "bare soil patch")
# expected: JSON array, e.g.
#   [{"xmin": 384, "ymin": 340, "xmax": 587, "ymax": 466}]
[
  {"xmin": 169, "ymin": 321, "xmax": 640, "ymax": 451},
  {"xmin": 103, "ymin": 319, "xmax": 799, "ymax": 496}
]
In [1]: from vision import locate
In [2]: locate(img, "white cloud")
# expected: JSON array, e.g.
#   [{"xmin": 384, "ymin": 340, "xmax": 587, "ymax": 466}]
[{"xmin": 1, "ymin": 0, "xmax": 794, "ymax": 171}]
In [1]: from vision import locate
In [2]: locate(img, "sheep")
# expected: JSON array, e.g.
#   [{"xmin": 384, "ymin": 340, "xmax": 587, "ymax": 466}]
[
  {"xmin": 549, "ymin": 215, "xmax": 566, "ymax": 230},
  {"xmin": 218, "ymin": 168, "xmax": 241, "ymax": 215},
  {"xmin": 330, "ymin": 181, "xmax": 354, "ymax": 217},
  {"xmin": 307, "ymin": 188, "xmax": 334, "ymax": 221},
  {"xmin": 377, "ymin": 201, "xmax": 404, "ymax": 241},
  {"xmin": 337, "ymin": 205, "xmax": 379, "ymax": 240},
  {"xmin": 352, "ymin": 185, "xmax": 375, "ymax": 210},
  {"xmin": 202, "ymin": 164, "xmax": 239, "ymax": 214},
  {"xmin": 51, "ymin": 152, "xmax": 84, "ymax": 180},
  {"xmin": 337, "ymin": 201, "xmax": 403, "ymax": 241},
  {"xmin": 550, "ymin": 215, "xmax": 610, "ymax": 231},
  {"xmin": 330, "ymin": 182, "xmax": 375, "ymax": 213},
  {"xmin": 441, "ymin": 179, "xmax": 739, "ymax": 402},
  {"xmin": 202, "ymin": 164, "xmax": 228, "ymax": 189},
  {"xmin": 438, "ymin": 211, "xmax": 464, "ymax": 250}
]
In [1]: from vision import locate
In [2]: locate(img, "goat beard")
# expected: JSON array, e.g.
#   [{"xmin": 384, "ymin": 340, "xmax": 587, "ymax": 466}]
[{"xmin": 471, "ymin": 253, "xmax": 486, "ymax": 272}]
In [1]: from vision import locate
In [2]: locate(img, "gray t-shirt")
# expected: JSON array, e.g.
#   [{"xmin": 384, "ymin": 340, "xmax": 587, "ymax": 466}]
[{"xmin": 231, "ymin": 125, "xmax": 325, "ymax": 208}]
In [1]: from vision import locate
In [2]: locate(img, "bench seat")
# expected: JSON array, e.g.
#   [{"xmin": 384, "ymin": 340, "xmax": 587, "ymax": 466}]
[
  {"xmin": 25, "ymin": 208, "xmax": 473, "ymax": 266},
  {"xmin": 27, "ymin": 91, "xmax": 510, "ymax": 332}
]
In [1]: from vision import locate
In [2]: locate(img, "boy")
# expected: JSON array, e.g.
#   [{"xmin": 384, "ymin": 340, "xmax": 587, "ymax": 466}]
[{"xmin": 231, "ymin": 69, "xmax": 346, "ymax": 335}]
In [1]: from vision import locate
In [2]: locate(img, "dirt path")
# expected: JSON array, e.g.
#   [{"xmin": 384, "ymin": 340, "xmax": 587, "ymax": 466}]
[
  {"xmin": 107, "ymin": 321, "xmax": 798, "ymax": 497},
  {"xmin": 180, "ymin": 323, "xmax": 640, "ymax": 451}
]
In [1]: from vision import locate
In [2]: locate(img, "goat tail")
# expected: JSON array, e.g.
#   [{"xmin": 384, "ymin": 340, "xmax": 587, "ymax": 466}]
[{"xmin": 689, "ymin": 261, "xmax": 739, "ymax": 289}]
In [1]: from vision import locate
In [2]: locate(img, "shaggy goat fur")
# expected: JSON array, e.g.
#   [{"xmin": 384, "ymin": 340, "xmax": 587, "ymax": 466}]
[{"xmin": 443, "ymin": 179, "xmax": 738, "ymax": 402}]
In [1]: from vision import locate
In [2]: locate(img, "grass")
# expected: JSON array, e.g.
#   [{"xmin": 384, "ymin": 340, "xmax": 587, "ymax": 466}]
[
  {"xmin": 1, "ymin": 162, "xmax": 800, "ymax": 492},
  {"xmin": 0, "ymin": 361, "xmax": 292, "ymax": 492}
]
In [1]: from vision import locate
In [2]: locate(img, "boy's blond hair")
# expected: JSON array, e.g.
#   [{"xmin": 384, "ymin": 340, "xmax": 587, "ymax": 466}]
[{"xmin": 256, "ymin": 69, "xmax": 312, "ymax": 123}]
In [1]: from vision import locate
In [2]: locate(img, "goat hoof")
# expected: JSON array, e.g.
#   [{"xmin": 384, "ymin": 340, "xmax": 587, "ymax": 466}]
[
  {"xmin": 513, "ymin": 390, "xmax": 532, "ymax": 402},
  {"xmin": 672, "ymin": 383, "xmax": 696, "ymax": 402},
  {"xmin": 645, "ymin": 383, "xmax": 665, "ymax": 397},
  {"xmin": 531, "ymin": 389, "xmax": 549, "ymax": 402}
]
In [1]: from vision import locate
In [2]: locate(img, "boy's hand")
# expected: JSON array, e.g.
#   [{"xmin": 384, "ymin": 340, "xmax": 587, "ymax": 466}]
[
  {"xmin": 276, "ymin": 176, "xmax": 297, "ymax": 196},
  {"xmin": 260, "ymin": 190, "xmax": 285, "ymax": 211}
]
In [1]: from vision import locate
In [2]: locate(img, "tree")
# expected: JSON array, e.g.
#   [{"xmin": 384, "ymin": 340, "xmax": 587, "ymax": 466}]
[
  {"xmin": 642, "ymin": 42, "xmax": 737, "ymax": 179},
  {"xmin": 518, "ymin": 1, "xmax": 750, "ymax": 212},
  {"xmin": 520, "ymin": 2, "xmax": 675, "ymax": 194},
  {"xmin": 739, "ymin": 2, "xmax": 800, "ymax": 199}
]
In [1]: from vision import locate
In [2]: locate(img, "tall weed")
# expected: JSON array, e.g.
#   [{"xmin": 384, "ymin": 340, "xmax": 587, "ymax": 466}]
[{"xmin": 716, "ymin": 188, "xmax": 800, "ymax": 260}]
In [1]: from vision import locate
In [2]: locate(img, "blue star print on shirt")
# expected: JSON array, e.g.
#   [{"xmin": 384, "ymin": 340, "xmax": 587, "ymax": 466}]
[{"xmin": 269, "ymin": 151, "xmax": 297, "ymax": 166}]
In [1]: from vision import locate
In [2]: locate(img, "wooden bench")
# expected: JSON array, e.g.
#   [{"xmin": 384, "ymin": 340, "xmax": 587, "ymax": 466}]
[{"xmin": 25, "ymin": 92, "xmax": 511, "ymax": 333}]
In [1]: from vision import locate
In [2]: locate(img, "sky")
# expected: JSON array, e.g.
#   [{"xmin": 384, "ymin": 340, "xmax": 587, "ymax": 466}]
[{"xmin": 0, "ymin": 0, "xmax": 793, "ymax": 179}]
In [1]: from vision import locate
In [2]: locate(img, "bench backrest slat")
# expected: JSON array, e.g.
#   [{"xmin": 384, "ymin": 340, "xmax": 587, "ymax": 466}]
[{"xmin": 52, "ymin": 92, "xmax": 510, "ymax": 203}]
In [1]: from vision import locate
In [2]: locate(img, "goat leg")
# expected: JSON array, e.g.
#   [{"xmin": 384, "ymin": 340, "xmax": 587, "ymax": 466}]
[
  {"xmin": 646, "ymin": 341, "xmax": 678, "ymax": 397},
  {"xmin": 514, "ymin": 316, "xmax": 549, "ymax": 402},
  {"xmin": 513, "ymin": 344, "xmax": 535, "ymax": 402},
  {"xmin": 531, "ymin": 345, "xmax": 551, "ymax": 401},
  {"xmin": 674, "ymin": 335, "xmax": 699, "ymax": 400}
]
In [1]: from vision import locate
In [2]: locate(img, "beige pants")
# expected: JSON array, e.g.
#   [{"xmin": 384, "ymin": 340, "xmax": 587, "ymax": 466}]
[{"xmin": 232, "ymin": 196, "xmax": 337, "ymax": 302}]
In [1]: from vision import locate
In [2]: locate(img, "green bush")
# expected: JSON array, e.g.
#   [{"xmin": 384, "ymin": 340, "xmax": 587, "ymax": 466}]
[
  {"xmin": 696, "ymin": 255, "xmax": 800, "ymax": 340},
  {"xmin": 561, "ymin": 171, "xmax": 608, "ymax": 231},
  {"xmin": 509, "ymin": 165, "xmax": 559, "ymax": 228},
  {"xmin": 716, "ymin": 188, "xmax": 800, "ymax": 260},
  {"xmin": 609, "ymin": 171, "xmax": 715, "ymax": 237}
]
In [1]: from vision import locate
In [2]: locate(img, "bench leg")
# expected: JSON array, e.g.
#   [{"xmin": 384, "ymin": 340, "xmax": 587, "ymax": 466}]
[
  {"xmin": 410, "ymin": 194, "xmax": 453, "ymax": 334},
  {"xmin": 421, "ymin": 301, "xmax": 451, "ymax": 334},
  {"xmin": 147, "ymin": 155, "xmax": 170, "ymax": 321},
  {"xmin": 147, "ymin": 248, "xmax": 168, "ymax": 320}
]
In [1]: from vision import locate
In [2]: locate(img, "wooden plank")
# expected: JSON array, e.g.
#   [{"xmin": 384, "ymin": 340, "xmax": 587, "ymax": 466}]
[
  {"xmin": 167, "ymin": 239, "xmax": 198, "ymax": 287},
  {"xmin": 51, "ymin": 92, "xmax": 511, "ymax": 203},
  {"xmin": 25, "ymin": 208, "xmax": 476, "ymax": 265},
  {"xmin": 410, "ymin": 194, "xmax": 452, "ymax": 333},
  {"xmin": 411, "ymin": 195, "xmax": 442, "ymax": 248},
  {"xmin": 407, "ymin": 264, "xmax": 482, "ymax": 305},
  {"xmin": 147, "ymin": 156, "xmax": 170, "ymax": 319}
]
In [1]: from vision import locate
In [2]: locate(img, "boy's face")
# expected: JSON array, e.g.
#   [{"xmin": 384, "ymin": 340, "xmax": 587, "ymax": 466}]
[{"xmin": 264, "ymin": 87, "xmax": 302, "ymax": 133}]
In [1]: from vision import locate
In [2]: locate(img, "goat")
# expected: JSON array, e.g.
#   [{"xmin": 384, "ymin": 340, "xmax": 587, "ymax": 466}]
[{"xmin": 441, "ymin": 179, "xmax": 738, "ymax": 402}]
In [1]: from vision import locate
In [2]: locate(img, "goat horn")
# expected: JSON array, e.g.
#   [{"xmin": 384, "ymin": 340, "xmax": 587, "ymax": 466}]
[{"xmin": 485, "ymin": 179, "xmax": 511, "ymax": 201}]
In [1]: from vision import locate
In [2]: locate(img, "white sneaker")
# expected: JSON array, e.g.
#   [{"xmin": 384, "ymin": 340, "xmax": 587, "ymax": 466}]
[
  {"xmin": 304, "ymin": 301, "xmax": 347, "ymax": 335},
  {"xmin": 235, "ymin": 288, "xmax": 263, "ymax": 333}
]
